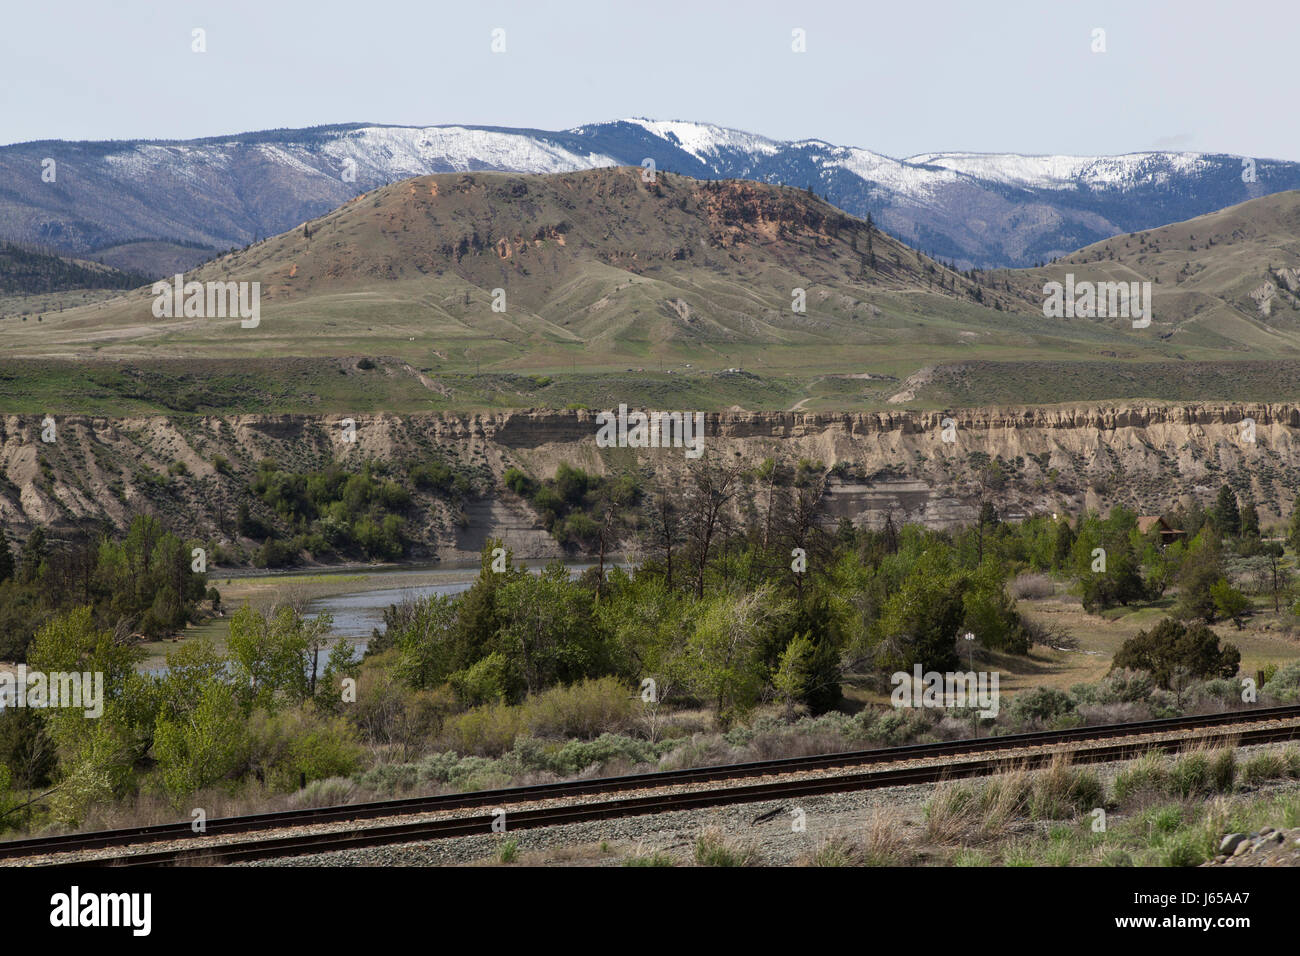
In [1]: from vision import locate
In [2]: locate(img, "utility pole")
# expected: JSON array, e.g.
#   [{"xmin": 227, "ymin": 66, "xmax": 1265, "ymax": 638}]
[{"xmin": 963, "ymin": 631, "xmax": 977, "ymax": 738}]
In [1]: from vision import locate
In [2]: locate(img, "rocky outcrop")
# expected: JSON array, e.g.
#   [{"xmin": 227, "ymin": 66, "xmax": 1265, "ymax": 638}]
[{"xmin": 2, "ymin": 402, "xmax": 1298, "ymax": 559}]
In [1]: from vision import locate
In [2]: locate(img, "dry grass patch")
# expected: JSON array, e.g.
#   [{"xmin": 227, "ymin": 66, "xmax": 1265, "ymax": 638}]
[
  {"xmin": 1168, "ymin": 741, "xmax": 1237, "ymax": 798},
  {"xmin": 1029, "ymin": 756, "xmax": 1104, "ymax": 819},
  {"xmin": 925, "ymin": 760, "xmax": 1103, "ymax": 845},
  {"xmin": 1113, "ymin": 751, "xmax": 1171, "ymax": 804},
  {"xmin": 693, "ymin": 827, "xmax": 759, "ymax": 867},
  {"xmin": 803, "ymin": 834, "xmax": 863, "ymax": 867},
  {"xmin": 1242, "ymin": 751, "xmax": 1289, "ymax": 785},
  {"xmin": 862, "ymin": 805, "xmax": 908, "ymax": 864},
  {"xmin": 925, "ymin": 781, "xmax": 983, "ymax": 844}
]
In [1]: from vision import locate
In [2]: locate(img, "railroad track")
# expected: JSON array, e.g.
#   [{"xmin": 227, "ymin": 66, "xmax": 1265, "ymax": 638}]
[{"xmin": 7, "ymin": 704, "xmax": 1300, "ymax": 866}]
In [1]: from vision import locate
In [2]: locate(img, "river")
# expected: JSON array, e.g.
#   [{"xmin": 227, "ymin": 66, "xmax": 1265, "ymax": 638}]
[{"xmin": 304, "ymin": 561, "xmax": 596, "ymax": 655}]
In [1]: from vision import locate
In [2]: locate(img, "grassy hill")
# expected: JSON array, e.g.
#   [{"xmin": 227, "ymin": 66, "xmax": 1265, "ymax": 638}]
[
  {"xmin": 2, "ymin": 170, "xmax": 1299, "ymax": 413},
  {"xmin": 995, "ymin": 191, "xmax": 1300, "ymax": 351}
]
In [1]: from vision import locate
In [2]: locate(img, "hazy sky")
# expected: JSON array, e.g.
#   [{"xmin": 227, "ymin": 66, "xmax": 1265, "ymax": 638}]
[{"xmin": 2, "ymin": 0, "xmax": 1295, "ymax": 160}]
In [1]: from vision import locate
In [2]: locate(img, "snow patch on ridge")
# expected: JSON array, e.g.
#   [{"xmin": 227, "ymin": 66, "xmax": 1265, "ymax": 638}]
[
  {"xmin": 905, "ymin": 151, "xmax": 1219, "ymax": 190},
  {"xmin": 619, "ymin": 118, "xmax": 783, "ymax": 165},
  {"xmin": 320, "ymin": 126, "xmax": 620, "ymax": 178},
  {"xmin": 818, "ymin": 146, "xmax": 968, "ymax": 203},
  {"xmin": 101, "ymin": 144, "xmax": 233, "ymax": 184}
]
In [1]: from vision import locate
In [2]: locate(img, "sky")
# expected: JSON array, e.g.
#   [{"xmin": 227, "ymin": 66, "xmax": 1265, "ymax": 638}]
[{"xmin": 2, "ymin": 0, "xmax": 1296, "ymax": 160}]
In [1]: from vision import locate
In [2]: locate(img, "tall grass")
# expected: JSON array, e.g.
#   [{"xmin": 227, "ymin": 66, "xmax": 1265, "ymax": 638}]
[
  {"xmin": 925, "ymin": 761, "xmax": 1102, "ymax": 844},
  {"xmin": 693, "ymin": 828, "xmax": 759, "ymax": 867}
]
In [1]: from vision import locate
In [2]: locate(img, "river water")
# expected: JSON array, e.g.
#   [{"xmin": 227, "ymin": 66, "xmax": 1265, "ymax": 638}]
[{"xmin": 305, "ymin": 561, "xmax": 595, "ymax": 653}]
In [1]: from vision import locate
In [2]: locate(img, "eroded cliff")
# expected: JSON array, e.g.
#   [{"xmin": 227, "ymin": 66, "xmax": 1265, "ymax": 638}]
[{"xmin": 2, "ymin": 403, "xmax": 1296, "ymax": 562}]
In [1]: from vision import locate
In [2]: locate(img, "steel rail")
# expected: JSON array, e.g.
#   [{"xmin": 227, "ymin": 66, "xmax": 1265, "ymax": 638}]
[{"xmin": 8, "ymin": 704, "xmax": 1299, "ymax": 866}]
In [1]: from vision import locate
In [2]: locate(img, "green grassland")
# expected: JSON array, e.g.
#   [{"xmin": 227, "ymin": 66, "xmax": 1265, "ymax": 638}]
[
  {"xmin": 3, "ymin": 354, "xmax": 1296, "ymax": 416},
  {"xmin": 3, "ymin": 171, "xmax": 1300, "ymax": 414}
]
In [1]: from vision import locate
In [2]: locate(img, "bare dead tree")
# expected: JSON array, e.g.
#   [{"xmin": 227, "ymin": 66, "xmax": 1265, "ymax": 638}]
[
  {"xmin": 684, "ymin": 461, "xmax": 745, "ymax": 599},
  {"xmin": 645, "ymin": 482, "xmax": 683, "ymax": 590},
  {"xmin": 782, "ymin": 470, "xmax": 830, "ymax": 598},
  {"xmin": 594, "ymin": 503, "xmax": 617, "ymax": 596}
]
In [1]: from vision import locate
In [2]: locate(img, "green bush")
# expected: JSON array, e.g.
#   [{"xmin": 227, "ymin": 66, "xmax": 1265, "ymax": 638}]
[
  {"xmin": 1210, "ymin": 579, "xmax": 1249, "ymax": 626},
  {"xmin": 354, "ymin": 762, "xmax": 420, "ymax": 796},
  {"xmin": 502, "ymin": 467, "xmax": 535, "ymax": 497},
  {"xmin": 442, "ymin": 702, "xmax": 526, "ymax": 757},
  {"xmin": 1006, "ymin": 687, "xmax": 1076, "ymax": 726},
  {"xmin": 1111, "ymin": 618, "xmax": 1240, "ymax": 688},
  {"xmin": 961, "ymin": 567, "xmax": 1031, "ymax": 654},
  {"xmin": 153, "ymin": 682, "xmax": 248, "ymax": 805},
  {"xmin": 554, "ymin": 511, "xmax": 600, "ymax": 547},
  {"xmin": 246, "ymin": 707, "xmax": 363, "ymax": 792},
  {"xmin": 861, "ymin": 707, "xmax": 935, "ymax": 746},
  {"xmin": 449, "ymin": 652, "xmax": 521, "ymax": 707},
  {"xmin": 522, "ymin": 677, "xmax": 635, "ymax": 739},
  {"xmin": 258, "ymin": 537, "xmax": 297, "ymax": 568},
  {"xmin": 410, "ymin": 461, "xmax": 466, "ymax": 495},
  {"xmin": 1199, "ymin": 678, "xmax": 1239, "ymax": 701},
  {"xmin": 1262, "ymin": 660, "xmax": 1300, "ymax": 701},
  {"xmin": 1071, "ymin": 670, "xmax": 1155, "ymax": 705},
  {"xmin": 248, "ymin": 462, "xmax": 416, "ymax": 564},
  {"xmin": 547, "ymin": 733, "xmax": 658, "ymax": 775}
]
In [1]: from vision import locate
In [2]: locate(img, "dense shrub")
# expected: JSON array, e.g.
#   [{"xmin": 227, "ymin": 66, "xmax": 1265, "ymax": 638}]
[
  {"xmin": 547, "ymin": 733, "xmax": 658, "ymax": 775},
  {"xmin": 860, "ymin": 707, "xmax": 937, "ymax": 746},
  {"xmin": 1070, "ymin": 670, "xmax": 1155, "ymax": 705},
  {"xmin": 245, "ymin": 707, "xmax": 363, "ymax": 792},
  {"xmin": 521, "ymin": 677, "xmax": 635, "ymax": 739},
  {"xmin": 1262, "ymin": 660, "xmax": 1300, "ymax": 701},
  {"xmin": 1006, "ymin": 687, "xmax": 1077, "ymax": 726},
  {"xmin": 501, "ymin": 464, "xmax": 639, "ymax": 549},
  {"xmin": 410, "ymin": 460, "xmax": 474, "ymax": 497},
  {"xmin": 246, "ymin": 462, "xmax": 417, "ymax": 564},
  {"xmin": 440, "ymin": 677, "xmax": 636, "ymax": 756},
  {"xmin": 1009, "ymin": 573, "xmax": 1054, "ymax": 599},
  {"xmin": 1111, "ymin": 618, "xmax": 1240, "ymax": 688},
  {"xmin": 441, "ymin": 703, "xmax": 526, "ymax": 757}
]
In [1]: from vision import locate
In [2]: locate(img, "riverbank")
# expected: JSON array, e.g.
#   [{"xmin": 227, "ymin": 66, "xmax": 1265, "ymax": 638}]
[{"xmin": 138, "ymin": 559, "xmax": 601, "ymax": 669}]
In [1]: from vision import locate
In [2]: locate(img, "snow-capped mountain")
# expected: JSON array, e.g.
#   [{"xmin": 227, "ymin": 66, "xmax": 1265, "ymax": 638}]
[
  {"xmin": 1, "ymin": 119, "xmax": 1294, "ymax": 276},
  {"xmin": 905, "ymin": 151, "xmax": 1221, "ymax": 191}
]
